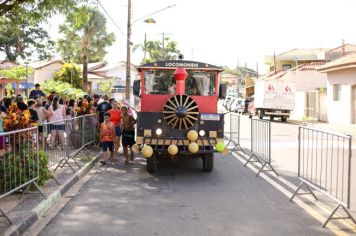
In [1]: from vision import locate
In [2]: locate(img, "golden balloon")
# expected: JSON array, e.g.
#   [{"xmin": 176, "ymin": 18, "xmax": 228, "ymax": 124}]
[
  {"xmin": 187, "ymin": 130, "xmax": 198, "ymax": 141},
  {"xmin": 141, "ymin": 146, "xmax": 153, "ymax": 158},
  {"xmin": 188, "ymin": 142, "xmax": 199, "ymax": 153},
  {"xmin": 168, "ymin": 144, "xmax": 178, "ymax": 155}
]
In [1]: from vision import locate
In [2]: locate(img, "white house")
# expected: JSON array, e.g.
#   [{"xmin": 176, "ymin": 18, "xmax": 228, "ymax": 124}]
[
  {"xmin": 87, "ymin": 61, "xmax": 139, "ymax": 104},
  {"xmin": 30, "ymin": 59, "xmax": 64, "ymax": 84},
  {"xmin": 318, "ymin": 53, "xmax": 356, "ymax": 124}
]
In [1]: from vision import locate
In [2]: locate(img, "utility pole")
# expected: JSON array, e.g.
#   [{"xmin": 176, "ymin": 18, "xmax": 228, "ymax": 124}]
[
  {"xmin": 236, "ymin": 61, "xmax": 239, "ymax": 97},
  {"xmin": 158, "ymin": 32, "xmax": 172, "ymax": 60},
  {"xmin": 273, "ymin": 52, "xmax": 277, "ymax": 75},
  {"xmin": 143, "ymin": 33, "xmax": 147, "ymax": 61},
  {"xmin": 125, "ymin": 4, "xmax": 176, "ymax": 100},
  {"xmin": 162, "ymin": 32, "xmax": 165, "ymax": 59},
  {"xmin": 125, "ymin": 0, "xmax": 132, "ymax": 100}
]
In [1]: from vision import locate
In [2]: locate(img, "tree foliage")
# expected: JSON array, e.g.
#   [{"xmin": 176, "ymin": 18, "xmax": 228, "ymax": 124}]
[
  {"xmin": 41, "ymin": 79, "xmax": 86, "ymax": 99},
  {"xmin": 98, "ymin": 79, "xmax": 114, "ymax": 95},
  {"xmin": 0, "ymin": 0, "xmax": 88, "ymax": 62},
  {"xmin": 0, "ymin": 65, "xmax": 33, "ymax": 80},
  {"xmin": 0, "ymin": 0, "xmax": 86, "ymax": 18},
  {"xmin": 57, "ymin": 6, "xmax": 115, "ymax": 91},
  {"xmin": 134, "ymin": 36, "xmax": 180, "ymax": 63},
  {"xmin": 0, "ymin": 15, "xmax": 54, "ymax": 62},
  {"xmin": 53, "ymin": 63, "xmax": 82, "ymax": 89}
]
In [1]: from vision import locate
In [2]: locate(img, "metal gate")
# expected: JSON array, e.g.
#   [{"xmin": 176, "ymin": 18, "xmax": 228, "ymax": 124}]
[
  {"xmin": 290, "ymin": 126, "xmax": 356, "ymax": 227},
  {"xmin": 244, "ymin": 119, "xmax": 278, "ymax": 177}
]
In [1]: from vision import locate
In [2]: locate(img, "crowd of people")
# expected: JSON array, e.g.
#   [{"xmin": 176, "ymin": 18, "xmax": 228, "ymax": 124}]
[{"xmin": 0, "ymin": 83, "xmax": 137, "ymax": 164}]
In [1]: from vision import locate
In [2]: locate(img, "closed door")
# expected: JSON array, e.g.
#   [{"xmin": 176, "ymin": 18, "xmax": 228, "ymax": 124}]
[
  {"xmin": 352, "ymin": 85, "xmax": 356, "ymax": 123},
  {"xmin": 319, "ymin": 92, "xmax": 327, "ymax": 122},
  {"xmin": 306, "ymin": 91, "xmax": 317, "ymax": 120}
]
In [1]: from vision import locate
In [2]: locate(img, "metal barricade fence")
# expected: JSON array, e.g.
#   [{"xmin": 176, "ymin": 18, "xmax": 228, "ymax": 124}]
[
  {"xmin": 43, "ymin": 114, "xmax": 97, "ymax": 173},
  {"xmin": 290, "ymin": 126, "xmax": 356, "ymax": 227},
  {"xmin": 0, "ymin": 127, "xmax": 46, "ymax": 225},
  {"xmin": 224, "ymin": 113, "xmax": 243, "ymax": 154},
  {"xmin": 244, "ymin": 119, "xmax": 278, "ymax": 177}
]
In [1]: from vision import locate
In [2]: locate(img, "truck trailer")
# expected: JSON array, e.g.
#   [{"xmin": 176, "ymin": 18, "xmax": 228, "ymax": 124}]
[{"xmin": 251, "ymin": 80, "xmax": 295, "ymax": 122}]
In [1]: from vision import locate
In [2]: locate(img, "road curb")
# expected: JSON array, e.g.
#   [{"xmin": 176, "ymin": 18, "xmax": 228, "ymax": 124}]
[{"xmin": 4, "ymin": 152, "xmax": 102, "ymax": 236}]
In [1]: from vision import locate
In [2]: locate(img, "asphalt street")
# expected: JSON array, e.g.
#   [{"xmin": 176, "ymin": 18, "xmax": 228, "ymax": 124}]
[{"xmin": 39, "ymin": 153, "xmax": 332, "ymax": 236}]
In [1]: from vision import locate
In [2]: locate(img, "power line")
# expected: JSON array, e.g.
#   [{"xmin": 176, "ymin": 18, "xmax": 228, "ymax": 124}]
[{"xmin": 96, "ymin": 0, "xmax": 127, "ymax": 39}]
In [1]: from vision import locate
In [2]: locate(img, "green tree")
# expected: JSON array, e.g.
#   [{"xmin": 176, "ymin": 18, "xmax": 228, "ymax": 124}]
[
  {"xmin": 0, "ymin": 15, "xmax": 54, "ymax": 62},
  {"xmin": 53, "ymin": 63, "xmax": 82, "ymax": 89},
  {"xmin": 0, "ymin": 0, "xmax": 87, "ymax": 62},
  {"xmin": 134, "ymin": 36, "xmax": 180, "ymax": 63},
  {"xmin": 0, "ymin": 0, "xmax": 86, "ymax": 18},
  {"xmin": 0, "ymin": 66, "xmax": 33, "ymax": 80},
  {"xmin": 41, "ymin": 80, "xmax": 86, "ymax": 99},
  {"xmin": 98, "ymin": 79, "xmax": 114, "ymax": 95},
  {"xmin": 57, "ymin": 6, "xmax": 115, "ymax": 91}
]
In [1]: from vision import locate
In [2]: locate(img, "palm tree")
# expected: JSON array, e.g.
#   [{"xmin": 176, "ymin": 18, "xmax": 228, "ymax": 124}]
[
  {"xmin": 57, "ymin": 6, "xmax": 115, "ymax": 91},
  {"xmin": 134, "ymin": 36, "xmax": 180, "ymax": 64}
]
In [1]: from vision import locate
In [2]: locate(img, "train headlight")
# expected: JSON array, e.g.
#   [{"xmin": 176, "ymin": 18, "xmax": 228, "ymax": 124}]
[
  {"xmin": 155, "ymin": 128, "xmax": 162, "ymax": 136},
  {"xmin": 199, "ymin": 130, "xmax": 206, "ymax": 137},
  {"xmin": 157, "ymin": 119, "xmax": 162, "ymax": 124}
]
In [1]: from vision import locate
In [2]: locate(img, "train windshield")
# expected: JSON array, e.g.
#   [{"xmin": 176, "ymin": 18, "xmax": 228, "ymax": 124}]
[{"xmin": 143, "ymin": 69, "xmax": 217, "ymax": 96}]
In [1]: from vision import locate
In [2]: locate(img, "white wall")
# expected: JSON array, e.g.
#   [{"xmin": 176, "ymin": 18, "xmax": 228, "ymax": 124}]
[
  {"xmin": 290, "ymin": 92, "xmax": 305, "ymax": 120},
  {"xmin": 326, "ymin": 69, "xmax": 356, "ymax": 124},
  {"xmin": 34, "ymin": 63, "xmax": 63, "ymax": 84},
  {"xmin": 282, "ymin": 70, "xmax": 327, "ymax": 92}
]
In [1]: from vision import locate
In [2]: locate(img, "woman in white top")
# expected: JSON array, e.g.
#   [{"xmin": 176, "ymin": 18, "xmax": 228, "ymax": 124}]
[
  {"xmin": 48, "ymin": 96, "xmax": 66, "ymax": 150},
  {"xmin": 34, "ymin": 99, "xmax": 50, "ymax": 148}
]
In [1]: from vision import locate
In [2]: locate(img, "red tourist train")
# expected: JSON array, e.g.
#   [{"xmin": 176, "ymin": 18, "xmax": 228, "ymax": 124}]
[{"xmin": 134, "ymin": 58, "xmax": 225, "ymax": 173}]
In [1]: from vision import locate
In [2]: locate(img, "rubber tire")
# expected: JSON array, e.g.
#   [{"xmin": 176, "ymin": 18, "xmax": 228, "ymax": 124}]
[
  {"xmin": 281, "ymin": 116, "xmax": 287, "ymax": 122},
  {"xmin": 258, "ymin": 110, "xmax": 263, "ymax": 119},
  {"xmin": 270, "ymin": 116, "xmax": 274, "ymax": 121},
  {"xmin": 146, "ymin": 152, "xmax": 157, "ymax": 173},
  {"xmin": 203, "ymin": 153, "xmax": 214, "ymax": 172}
]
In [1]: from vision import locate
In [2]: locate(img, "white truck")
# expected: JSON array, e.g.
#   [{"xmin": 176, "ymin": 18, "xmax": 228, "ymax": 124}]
[{"xmin": 252, "ymin": 80, "xmax": 295, "ymax": 122}]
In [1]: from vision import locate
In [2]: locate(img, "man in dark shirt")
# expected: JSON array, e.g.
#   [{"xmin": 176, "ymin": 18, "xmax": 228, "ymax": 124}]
[
  {"xmin": 97, "ymin": 95, "xmax": 112, "ymax": 124},
  {"xmin": 92, "ymin": 94, "xmax": 100, "ymax": 109},
  {"xmin": 29, "ymin": 83, "xmax": 46, "ymax": 99}
]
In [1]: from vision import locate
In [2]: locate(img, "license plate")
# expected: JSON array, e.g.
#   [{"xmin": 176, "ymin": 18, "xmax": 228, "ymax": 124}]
[{"xmin": 201, "ymin": 114, "xmax": 220, "ymax": 121}]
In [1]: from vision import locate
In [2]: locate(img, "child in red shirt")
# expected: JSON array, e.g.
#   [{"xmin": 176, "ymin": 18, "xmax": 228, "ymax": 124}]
[{"xmin": 100, "ymin": 112, "xmax": 115, "ymax": 164}]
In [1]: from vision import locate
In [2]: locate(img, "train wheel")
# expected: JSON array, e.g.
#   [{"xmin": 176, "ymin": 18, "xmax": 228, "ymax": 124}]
[
  {"xmin": 203, "ymin": 153, "xmax": 214, "ymax": 172},
  {"xmin": 147, "ymin": 152, "xmax": 157, "ymax": 173}
]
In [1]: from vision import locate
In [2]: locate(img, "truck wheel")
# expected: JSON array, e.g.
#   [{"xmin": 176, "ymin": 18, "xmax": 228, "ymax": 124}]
[
  {"xmin": 281, "ymin": 117, "xmax": 287, "ymax": 122},
  {"xmin": 203, "ymin": 153, "xmax": 214, "ymax": 172},
  {"xmin": 258, "ymin": 110, "xmax": 263, "ymax": 119},
  {"xmin": 270, "ymin": 116, "xmax": 274, "ymax": 121},
  {"xmin": 147, "ymin": 152, "xmax": 157, "ymax": 173}
]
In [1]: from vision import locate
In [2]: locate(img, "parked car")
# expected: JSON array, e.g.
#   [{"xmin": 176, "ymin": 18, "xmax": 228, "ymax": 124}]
[
  {"xmin": 223, "ymin": 96, "xmax": 234, "ymax": 107},
  {"xmin": 230, "ymin": 98, "xmax": 245, "ymax": 113},
  {"xmin": 227, "ymin": 97, "xmax": 238, "ymax": 111}
]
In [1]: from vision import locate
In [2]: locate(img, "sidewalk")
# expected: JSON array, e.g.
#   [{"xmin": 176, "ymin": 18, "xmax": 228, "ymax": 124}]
[
  {"xmin": 289, "ymin": 119, "xmax": 356, "ymax": 138},
  {"xmin": 0, "ymin": 148, "xmax": 101, "ymax": 236}
]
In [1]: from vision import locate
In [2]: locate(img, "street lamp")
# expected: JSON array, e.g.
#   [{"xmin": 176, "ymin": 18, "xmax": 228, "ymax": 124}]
[{"xmin": 125, "ymin": 3, "xmax": 176, "ymax": 100}]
